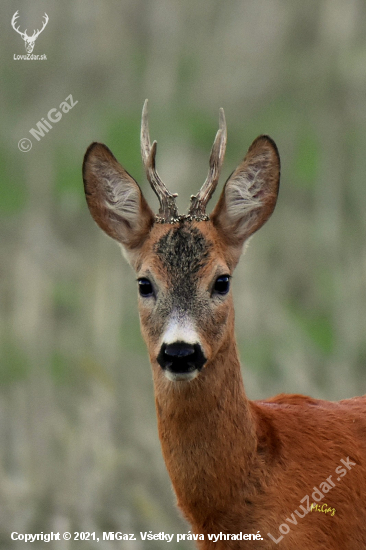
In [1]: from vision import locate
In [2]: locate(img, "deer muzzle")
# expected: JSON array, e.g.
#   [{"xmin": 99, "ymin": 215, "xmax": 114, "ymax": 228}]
[{"xmin": 157, "ymin": 342, "xmax": 206, "ymax": 381}]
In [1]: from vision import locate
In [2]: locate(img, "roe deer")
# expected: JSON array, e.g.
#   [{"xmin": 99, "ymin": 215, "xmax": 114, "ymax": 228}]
[{"xmin": 83, "ymin": 101, "xmax": 366, "ymax": 549}]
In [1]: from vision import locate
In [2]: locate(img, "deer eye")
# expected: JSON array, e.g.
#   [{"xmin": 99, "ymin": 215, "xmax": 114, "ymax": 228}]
[
  {"xmin": 138, "ymin": 278, "xmax": 154, "ymax": 297},
  {"xmin": 213, "ymin": 275, "xmax": 230, "ymax": 295}
]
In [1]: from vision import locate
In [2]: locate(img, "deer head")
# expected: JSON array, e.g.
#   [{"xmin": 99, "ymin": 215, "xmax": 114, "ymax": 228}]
[
  {"xmin": 11, "ymin": 11, "xmax": 49, "ymax": 54},
  {"xmin": 83, "ymin": 101, "xmax": 280, "ymax": 383}
]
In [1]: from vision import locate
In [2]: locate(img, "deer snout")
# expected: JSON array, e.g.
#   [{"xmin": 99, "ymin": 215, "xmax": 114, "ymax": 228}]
[{"xmin": 157, "ymin": 342, "xmax": 206, "ymax": 381}]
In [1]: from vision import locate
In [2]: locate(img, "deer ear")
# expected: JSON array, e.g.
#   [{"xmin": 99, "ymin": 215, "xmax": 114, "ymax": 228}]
[
  {"xmin": 83, "ymin": 142, "xmax": 155, "ymax": 256},
  {"xmin": 211, "ymin": 135, "xmax": 280, "ymax": 262}
]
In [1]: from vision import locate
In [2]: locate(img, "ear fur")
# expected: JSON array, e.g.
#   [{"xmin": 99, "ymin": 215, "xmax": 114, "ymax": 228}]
[
  {"xmin": 82, "ymin": 142, "xmax": 155, "ymax": 254},
  {"xmin": 211, "ymin": 135, "xmax": 280, "ymax": 261}
]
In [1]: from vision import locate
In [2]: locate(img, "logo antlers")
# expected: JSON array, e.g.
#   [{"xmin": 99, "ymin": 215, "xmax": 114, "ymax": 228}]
[{"xmin": 11, "ymin": 11, "xmax": 49, "ymax": 54}]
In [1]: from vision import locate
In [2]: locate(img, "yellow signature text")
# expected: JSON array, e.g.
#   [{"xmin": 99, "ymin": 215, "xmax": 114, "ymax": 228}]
[{"xmin": 310, "ymin": 503, "xmax": 336, "ymax": 516}]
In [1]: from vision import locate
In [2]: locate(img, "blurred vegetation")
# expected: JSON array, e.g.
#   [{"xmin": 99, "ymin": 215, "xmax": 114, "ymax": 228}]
[{"xmin": 1, "ymin": 0, "xmax": 366, "ymax": 547}]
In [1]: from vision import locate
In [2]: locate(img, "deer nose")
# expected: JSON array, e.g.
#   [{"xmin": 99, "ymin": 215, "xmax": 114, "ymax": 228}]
[
  {"xmin": 157, "ymin": 341, "xmax": 206, "ymax": 378},
  {"xmin": 165, "ymin": 343, "xmax": 195, "ymax": 358}
]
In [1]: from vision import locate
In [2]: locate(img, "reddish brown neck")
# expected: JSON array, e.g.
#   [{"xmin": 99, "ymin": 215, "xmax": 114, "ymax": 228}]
[{"xmin": 152, "ymin": 334, "xmax": 260, "ymax": 530}]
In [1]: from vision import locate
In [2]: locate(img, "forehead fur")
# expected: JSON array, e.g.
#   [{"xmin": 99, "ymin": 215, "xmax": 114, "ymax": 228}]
[
  {"xmin": 134, "ymin": 219, "xmax": 233, "ymax": 276},
  {"xmin": 154, "ymin": 223, "xmax": 212, "ymax": 276}
]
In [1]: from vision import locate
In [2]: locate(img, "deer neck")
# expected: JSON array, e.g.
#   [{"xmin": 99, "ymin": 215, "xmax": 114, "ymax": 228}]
[{"xmin": 151, "ymin": 332, "xmax": 259, "ymax": 528}]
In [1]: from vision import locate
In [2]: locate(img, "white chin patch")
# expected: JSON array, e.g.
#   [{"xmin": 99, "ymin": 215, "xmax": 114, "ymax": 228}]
[{"xmin": 163, "ymin": 369, "xmax": 200, "ymax": 382}]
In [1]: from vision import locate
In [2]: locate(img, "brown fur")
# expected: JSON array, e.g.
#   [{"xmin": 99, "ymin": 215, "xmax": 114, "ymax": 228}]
[
  {"xmin": 83, "ymin": 127, "xmax": 366, "ymax": 549},
  {"xmin": 146, "ymin": 223, "xmax": 366, "ymax": 549}
]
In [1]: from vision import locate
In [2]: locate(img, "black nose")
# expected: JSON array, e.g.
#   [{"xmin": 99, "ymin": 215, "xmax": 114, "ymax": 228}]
[{"xmin": 157, "ymin": 341, "xmax": 206, "ymax": 374}]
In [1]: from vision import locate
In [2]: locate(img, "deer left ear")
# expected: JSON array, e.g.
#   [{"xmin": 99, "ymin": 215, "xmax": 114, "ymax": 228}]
[
  {"xmin": 82, "ymin": 142, "xmax": 155, "ymax": 259},
  {"xmin": 211, "ymin": 135, "xmax": 280, "ymax": 260}
]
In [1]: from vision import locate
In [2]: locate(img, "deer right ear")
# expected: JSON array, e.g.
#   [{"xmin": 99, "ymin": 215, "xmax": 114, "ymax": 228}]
[
  {"xmin": 83, "ymin": 142, "xmax": 155, "ymax": 256},
  {"xmin": 211, "ymin": 135, "xmax": 280, "ymax": 263}
]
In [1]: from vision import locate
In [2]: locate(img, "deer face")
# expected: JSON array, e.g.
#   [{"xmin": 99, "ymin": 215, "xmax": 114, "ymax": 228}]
[
  {"xmin": 134, "ymin": 221, "xmax": 235, "ymax": 381},
  {"xmin": 83, "ymin": 102, "xmax": 280, "ymax": 383},
  {"xmin": 24, "ymin": 37, "xmax": 36, "ymax": 54}
]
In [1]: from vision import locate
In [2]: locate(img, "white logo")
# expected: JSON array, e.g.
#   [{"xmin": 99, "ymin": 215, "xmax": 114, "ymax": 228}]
[{"xmin": 11, "ymin": 10, "xmax": 48, "ymax": 54}]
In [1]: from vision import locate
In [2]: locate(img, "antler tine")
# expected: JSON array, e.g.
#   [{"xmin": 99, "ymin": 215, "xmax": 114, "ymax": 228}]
[
  {"xmin": 11, "ymin": 10, "xmax": 19, "ymax": 28},
  {"xmin": 188, "ymin": 108, "xmax": 227, "ymax": 219},
  {"xmin": 141, "ymin": 100, "xmax": 179, "ymax": 223},
  {"xmin": 11, "ymin": 11, "xmax": 26, "ymax": 38},
  {"xmin": 33, "ymin": 13, "xmax": 49, "ymax": 39}
]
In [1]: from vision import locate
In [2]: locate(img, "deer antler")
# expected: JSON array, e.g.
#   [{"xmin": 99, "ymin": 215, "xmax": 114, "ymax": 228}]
[
  {"xmin": 141, "ymin": 100, "xmax": 179, "ymax": 223},
  {"xmin": 32, "ymin": 13, "xmax": 49, "ymax": 40},
  {"xmin": 188, "ymin": 108, "xmax": 227, "ymax": 219},
  {"xmin": 11, "ymin": 11, "xmax": 27, "ymax": 39}
]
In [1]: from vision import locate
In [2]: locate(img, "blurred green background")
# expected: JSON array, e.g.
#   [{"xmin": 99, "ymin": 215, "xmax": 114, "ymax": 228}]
[{"xmin": 2, "ymin": 0, "xmax": 366, "ymax": 547}]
